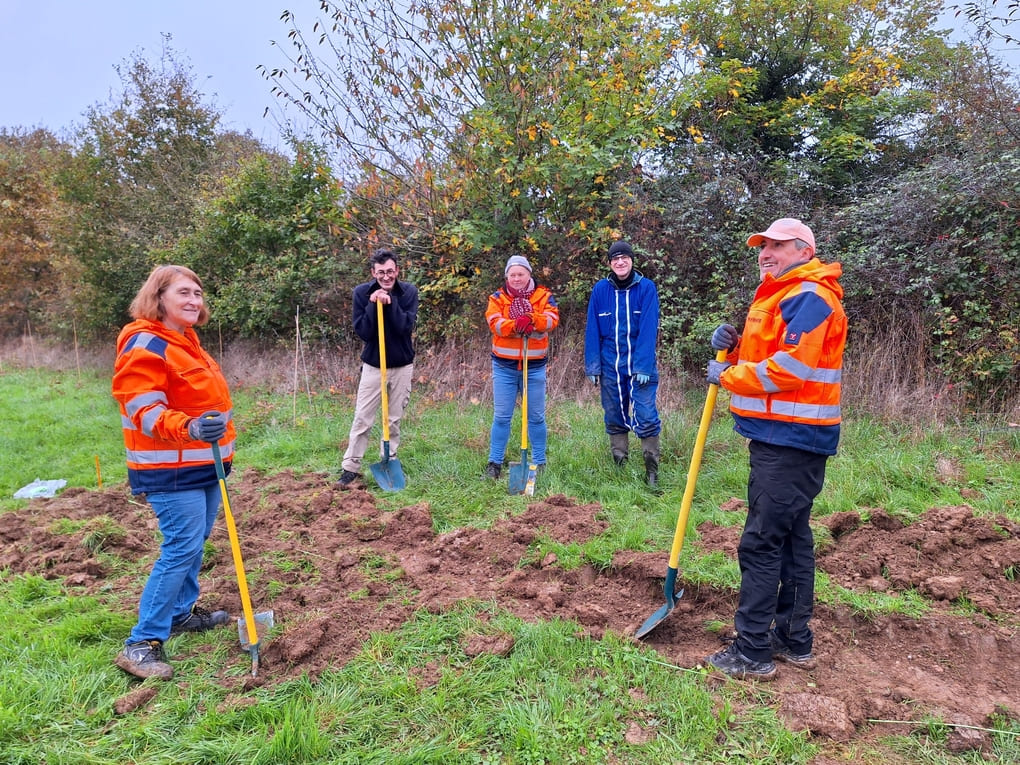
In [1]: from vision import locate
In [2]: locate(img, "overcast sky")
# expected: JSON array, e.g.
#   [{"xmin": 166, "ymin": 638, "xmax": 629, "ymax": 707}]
[
  {"xmin": 0, "ymin": 1, "xmax": 297, "ymax": 149},
  {"xmin": 1, "ymin": 2, "xmax": 1016, "ymax": 153}
]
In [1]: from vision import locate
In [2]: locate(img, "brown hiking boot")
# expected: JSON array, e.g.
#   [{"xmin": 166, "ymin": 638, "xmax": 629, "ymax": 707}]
[
  {"xmin": 114, "ymin": 640, "xmax": 173, "ymax": 680},
  {"xmin": 771, "ymin": 633, "xmax": 818, "ymax": 669}
]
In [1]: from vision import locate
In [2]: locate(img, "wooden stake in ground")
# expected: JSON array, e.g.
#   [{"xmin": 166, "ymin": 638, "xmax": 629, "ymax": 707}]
[{"xmin": 293, "ymin": 307, "xmax": 300, "ymax": 425}]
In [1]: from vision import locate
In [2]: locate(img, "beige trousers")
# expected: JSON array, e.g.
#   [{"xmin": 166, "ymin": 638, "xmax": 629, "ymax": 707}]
[{"xmin": 341, "ymin": 362, "xmax": 414, "ymax": 473}]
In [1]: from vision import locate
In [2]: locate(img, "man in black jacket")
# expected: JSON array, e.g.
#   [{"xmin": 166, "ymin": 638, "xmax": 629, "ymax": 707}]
[{"xmin": 337, "ymin": 248, "xmax": 419, "ymax": 486}]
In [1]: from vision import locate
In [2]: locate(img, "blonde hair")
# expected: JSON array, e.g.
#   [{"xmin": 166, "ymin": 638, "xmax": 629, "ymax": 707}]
[{"xmin": 128, "ymin": 265, "xmax": 210, "ymax": 326}]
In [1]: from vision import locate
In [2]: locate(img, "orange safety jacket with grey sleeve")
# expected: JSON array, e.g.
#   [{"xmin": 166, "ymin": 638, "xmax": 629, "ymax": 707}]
[
  {"xmin": 112, "ymin": 319, "xmax": 236, "ymax": 495},
  {"xmin": 719, "ymin": 258, "xmax": 847, "ymax": 456},
  {"xmin": 486, "ymin": 284, "xmax": 560, "ymax": 367}
]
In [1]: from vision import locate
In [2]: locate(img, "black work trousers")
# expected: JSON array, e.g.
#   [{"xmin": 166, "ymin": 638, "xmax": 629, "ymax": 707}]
[{"xmin": 734, "ymin": 440, "xmax": 828, "ymax": 662}]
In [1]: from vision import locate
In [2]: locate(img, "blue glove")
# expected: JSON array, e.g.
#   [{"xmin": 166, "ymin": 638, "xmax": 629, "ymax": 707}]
[
  {"xmin": 635, "ymin": 373, "xmax": 650, "ymax": 385},
  {"xmin": 188, "ymin": 411, "xmax": 227, "ymax": 442},
  {"xmin": 706, "ymin": 360, "xmax": 732, "ymax": 386},
  {"xmin": 587, "ymin": 375, "xmax": 599, "ymax": 386},
  {"xmin": 711, "ymin": 324, "xmax": 739, "ymax": 351}
]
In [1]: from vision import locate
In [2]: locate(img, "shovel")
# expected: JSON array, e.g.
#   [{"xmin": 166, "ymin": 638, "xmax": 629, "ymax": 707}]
[
  {"xmin": 507, "ymin": 337, "xmax": 538, "ymax": 495},
  {"xmin": 635, "ymin": 349, "xmax": 728, "ymax": 639},
  {"xmin": 211, "ymin": 441, "xmax": 274, "ymax": 676},
  {"xmin": 370, "ymin": 299, "xmax": 406, "ymax": 491}
]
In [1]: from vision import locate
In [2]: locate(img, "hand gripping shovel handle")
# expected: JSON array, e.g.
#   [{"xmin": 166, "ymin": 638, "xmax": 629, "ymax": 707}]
[
  {"xmin": 635, "ymin": 349, "xmax": 727, "ymax": 639},
  {"xmin": 211, "ymin": 441, "xmax": 261, "ymax": 676}
]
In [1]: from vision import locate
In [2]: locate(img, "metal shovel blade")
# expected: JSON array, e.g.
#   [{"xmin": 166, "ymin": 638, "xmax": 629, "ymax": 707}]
[
  {"xmin": 634, "ymin": 568, "xmax": 684, "ymax": 639},
  {"xmin": 370, "ymin": 442, "xmax": 405, "ymax": 491},
  {"xmin": 508, "ymin": 448, "xmax": 528, "ymax": 494},
  {"xmin": 524, "ymin": 463, "xmax": 537, "ymax": 496},
  {"xmin": 238, "ymin": 610, "xmax": 275, "ymax": 651}
]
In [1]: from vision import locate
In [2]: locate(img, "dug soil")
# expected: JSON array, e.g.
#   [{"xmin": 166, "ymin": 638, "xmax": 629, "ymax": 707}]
[{"xmin": 2, "ymin": 471, "xmax": 1019, "ymax": 756}]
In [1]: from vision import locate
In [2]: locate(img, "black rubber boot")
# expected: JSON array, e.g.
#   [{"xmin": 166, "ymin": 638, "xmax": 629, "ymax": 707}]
[
  {"xmin": 641, "ymin": 436, "xmax": 660, "ymax": 488},
  {"xmin": 609, "ymin": 433, "xmax": 629, "ymax": 466}
]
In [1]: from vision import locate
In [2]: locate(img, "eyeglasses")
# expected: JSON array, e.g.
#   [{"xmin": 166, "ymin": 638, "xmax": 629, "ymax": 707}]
[
  {"xmin": 374, "ymin": 269, "xmax": 397, "ymax": 277},
  {"xmin": 609, "ymin": 254, "xmax": 632, "ymax": 262}
]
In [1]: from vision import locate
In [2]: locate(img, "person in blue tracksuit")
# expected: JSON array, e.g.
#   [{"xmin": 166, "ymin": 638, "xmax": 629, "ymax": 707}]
[{"xmin": 583, "ymin": 240, "xmax": 662, "ymax": 486}]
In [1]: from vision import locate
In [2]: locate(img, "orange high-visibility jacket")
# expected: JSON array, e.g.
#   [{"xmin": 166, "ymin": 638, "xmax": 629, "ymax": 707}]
[
  {"xmin": 720, "ymin": 258, "xmax": 847, "ymax": 455},
  {"xmin": 112, "ymin": 319, "xmax": 236, "ymax": 494},
  {"xmin": 486, "ymin": 284, "xmax": 560, "ymax": 364}
]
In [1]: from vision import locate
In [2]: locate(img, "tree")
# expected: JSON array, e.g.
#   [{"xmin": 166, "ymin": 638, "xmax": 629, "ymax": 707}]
[
  {"xmin": 663, "ymin": 0, "xmax": 957, "ymax": 195},
  {"xmin": 55, "ymin": 41, "xmax": 225, "ymax": 336},
  {"xmin": 951, "ymin": 0, "xmax": 1020, "ymax": 47},
  {"xmin": 262, "ymin": 0, "xmax": 691, "ymax": 319},
  {"xmin": 171, "ymin": 143, "xmax": 354, "ymax": 343},
  {"xmin": 0, "ymin": 129, "xmax": 69, "ymax": 337}
]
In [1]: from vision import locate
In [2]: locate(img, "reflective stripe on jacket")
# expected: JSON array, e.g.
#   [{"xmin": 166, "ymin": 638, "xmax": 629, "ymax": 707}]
[
  {"xmin": 486, "ymin": 284, "xmax": 559, "ymax": 363},
  {"xmin": 112, "ymin": 319, "xmax": 236, "ymax": 494},
  {"xmin": 583, "ymin": 272, "xmax": 660, "ymax": 378},
  {"xmin": 720, "ymin": 258, "xmax": 847, "ymax": 455}
]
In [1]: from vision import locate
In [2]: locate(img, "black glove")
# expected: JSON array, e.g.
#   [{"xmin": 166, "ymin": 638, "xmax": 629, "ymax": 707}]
[
  {"xmin": 707, "ymin": 360, "xmax": 732, "ymax": 386},
  {"xmin": 188, "ymin": 411, "xmax": 227, "ymax": 442},
  {"xmin": 711, "ymin": 324, "xmax": 739, "ymax": 352}
]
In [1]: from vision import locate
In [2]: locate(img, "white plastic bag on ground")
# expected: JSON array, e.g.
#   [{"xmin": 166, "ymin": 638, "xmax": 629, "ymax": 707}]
[{"xmin": 14, "ymin": 478, "xmax": 67, "ymax": 499}]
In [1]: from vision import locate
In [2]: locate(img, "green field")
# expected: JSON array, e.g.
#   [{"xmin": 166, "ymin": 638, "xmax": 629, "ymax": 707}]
[{"xmin": 1, "ymin": 366, "xmax": 1018, "ymax": 764}]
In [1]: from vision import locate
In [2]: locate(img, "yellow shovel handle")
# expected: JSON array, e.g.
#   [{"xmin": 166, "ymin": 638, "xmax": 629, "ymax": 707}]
[
  {"xmin": 667, "ymin": 349, "xmax": 728, "ymax": 569},
  {"xmin": 377, "ymin": 300, "xmax": 390, "ymax": 442},
  {"xmin": 520, "ymin": 337, "xmax": 529, "ymax": 451},
  {"xmin": 212, "ymin": 443, "xmax": 259, "ymax": 645}
]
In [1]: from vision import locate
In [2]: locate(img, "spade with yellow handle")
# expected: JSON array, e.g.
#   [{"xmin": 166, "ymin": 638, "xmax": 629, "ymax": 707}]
[
  {"xmin": 635, "ymin": 349, "xmax": 728, "ymax": 639},
  {"xmin": 210, "ymin": 440, "xmax": 274, "ymax": 676}
]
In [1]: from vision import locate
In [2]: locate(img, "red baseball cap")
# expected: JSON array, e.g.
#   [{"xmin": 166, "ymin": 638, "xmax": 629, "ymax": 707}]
[{"xmin": 746, "ymin": 218, "xmax": 815, "ymax": 250}]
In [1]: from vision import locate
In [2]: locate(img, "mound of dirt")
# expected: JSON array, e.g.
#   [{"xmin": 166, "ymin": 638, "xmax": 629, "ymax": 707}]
[{"xmin": 2, "ymin": 470, "xmax": 1018, "ymax": 751}]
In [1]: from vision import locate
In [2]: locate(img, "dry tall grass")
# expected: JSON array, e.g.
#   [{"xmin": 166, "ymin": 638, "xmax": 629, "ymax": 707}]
[{"xmin": 3, "ymin": 331, "xmax": 1016, "ymax": 424}]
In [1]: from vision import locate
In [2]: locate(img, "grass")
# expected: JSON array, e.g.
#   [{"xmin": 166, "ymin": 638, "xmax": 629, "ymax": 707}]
[{"xmin": 1, "ymin": 362, "xmax": 1019, "ymax": 763}]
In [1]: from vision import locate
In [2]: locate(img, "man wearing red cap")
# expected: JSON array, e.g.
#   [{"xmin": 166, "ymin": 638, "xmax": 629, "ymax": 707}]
[{"xmin": 705, "ymin": 218, "xmax": 847, "ymax": 680}]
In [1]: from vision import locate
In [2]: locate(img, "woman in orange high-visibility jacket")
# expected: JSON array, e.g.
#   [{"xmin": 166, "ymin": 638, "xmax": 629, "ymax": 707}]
[
  {"xmin": 111, "ymin": 265, "xmax": 236, "ymax": 681},
  {"xmin": 705, "ymin": 218, "xmax": 847, "ymax": 681},
  {"xmin": 483, "ymin": 255, "xmax": 559, "ymax": 479}
]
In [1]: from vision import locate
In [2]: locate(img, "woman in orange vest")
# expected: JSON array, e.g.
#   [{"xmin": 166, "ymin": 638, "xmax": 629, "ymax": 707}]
[
  {"xmin": 484, "ymin": 255, "xmax": 560, "ymax": 478},
  {"xmin": 111, "ymin": 265, "xmax": 237, "ymax": 680}
]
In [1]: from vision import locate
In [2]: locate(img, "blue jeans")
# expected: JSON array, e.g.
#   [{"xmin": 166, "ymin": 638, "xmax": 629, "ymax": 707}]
[
  {"xmin": 126, "ymin": 484, "xmax": 222, "ymax": 644},
  {"xmin": 488, "ymin": 360, "xmax": 548, "ymax": 465},
  {"xmin": 599, "ymin": 370, "xmax": 661, "ymax": 438}
]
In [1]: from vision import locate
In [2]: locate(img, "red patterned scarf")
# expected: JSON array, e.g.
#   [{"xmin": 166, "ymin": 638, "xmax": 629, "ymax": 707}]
[{"xmin": 505, "ymin": 280, "xmax": 535, "ymax": 318}]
